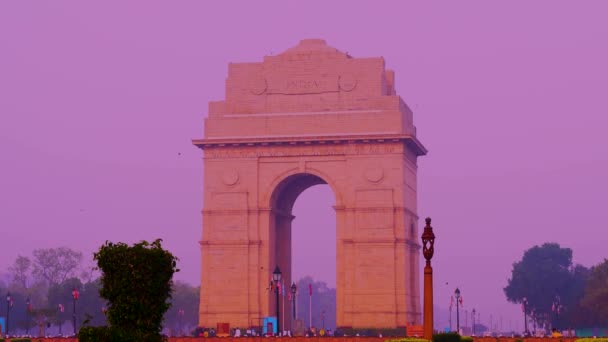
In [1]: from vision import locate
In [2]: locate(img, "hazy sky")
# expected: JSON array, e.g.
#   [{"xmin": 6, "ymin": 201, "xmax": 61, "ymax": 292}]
[{"xmin": 1, "ymin": 1, "xmax": 607, "ymax": 330}]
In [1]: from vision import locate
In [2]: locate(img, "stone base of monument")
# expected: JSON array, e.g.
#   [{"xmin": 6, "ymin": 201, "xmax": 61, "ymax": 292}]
[{"xmin": 406, "ymin": 325, "xmax": 424, "ymax": 337}]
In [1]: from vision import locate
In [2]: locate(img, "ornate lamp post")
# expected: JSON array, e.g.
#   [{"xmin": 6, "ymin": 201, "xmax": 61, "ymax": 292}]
[
  {"xmin": 321, "ymin": 310, "xmax": 325, "ymax": 330},
  {"xmin": 291, "ymin": 282, "xmax": 297, "ymax": 321},
  {"xmin": 455, "ymin": 288, "xmax": 461, "ymax": 333},
  {"xmin": 272, "ymin": 266, "xmax": 282, "ymax": 335},
  {"xmin": 178, "ymin": 308, "xmax": 185, "ymax": 336},
  {"xmin": 522, "ymin": 297, "xmax": 529, "ymax": 335},
  {"xmin": 58, "ymin": 303, "xmax": 65, "ymax": 335},
  {"xmin": 421, "ymin": 217, "xmax": 436, "ymax": 340},
  {"xmin": 472, "ymin": 308, "xmax": 476, "ymax": 335},
  {"xmin": 531, "ymin": 309, "xmax": 536, "ymax": 334},
  {"xmin": 72, "ymin": 287, "xmax": 80, "ymax": 335},
  {"xmin": 5, "ymin": 292, "xmax": 12, "ymax": 336},
  {"xmin": 449, "ymin": 296, "xmax": 453, "ymax": 331},
  {"xmin": 26, "ymin": 297, "xmax": 31, "ymax": 336},
  {"xmin": 552, "ymin": 294, "xmax": 562, "ymax": 330}
]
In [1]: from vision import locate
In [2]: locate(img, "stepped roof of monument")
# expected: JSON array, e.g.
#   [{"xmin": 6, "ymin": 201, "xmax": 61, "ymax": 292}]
[{"xmin": 277, "ymin": 39, "xmax": 350, "ymax": 58}]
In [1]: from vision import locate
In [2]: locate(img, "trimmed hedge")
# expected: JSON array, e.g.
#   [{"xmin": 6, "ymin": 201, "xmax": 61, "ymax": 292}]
[
  {"xmin": 433, "ymin": 332, "xmax": 461, "ymax": 342},
  {"xmin": 338, "ymin": 327, "xmax": 406, "ymax": 337},
  {"xmin": 387, "ymin": 338, "xmax": 430, "ymax": 342},
  {"xmin": 461, "ymin": 337, "xmax": 474, "ymax": 342},
  {"xmin": 79, "ymin": 325, "xmax": 166, "ymax": 342},
  {"xmin": 83, "ymin": 239, "xmax": 177, "ymax": 341},
  {"xmin": 576, "ymin": 339, "xmax": 608, "ymax": 342}
]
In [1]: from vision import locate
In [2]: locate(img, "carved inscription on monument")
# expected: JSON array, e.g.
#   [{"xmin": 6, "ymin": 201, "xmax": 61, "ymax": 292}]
[{"xmin": 266, "ymin": 75, "xmax": 339, "ymax": 95}]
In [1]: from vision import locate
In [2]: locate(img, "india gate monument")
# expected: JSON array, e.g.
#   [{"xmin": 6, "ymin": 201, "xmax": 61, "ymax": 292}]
[{"xmin": 193, "ymin": 39, "xmax": 427, "ymax": 330}]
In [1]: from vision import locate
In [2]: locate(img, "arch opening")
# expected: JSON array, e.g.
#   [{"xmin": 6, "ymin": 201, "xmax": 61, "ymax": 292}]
[{"xmin": 269, "ymin": 173, "xmax": 337, "ymax": 332}]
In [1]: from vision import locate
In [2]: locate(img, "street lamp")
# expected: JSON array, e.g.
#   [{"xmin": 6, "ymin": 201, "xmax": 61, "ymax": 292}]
[
  {"xmin": 72, "ymin": 287, "xmax": 80, "ymax": 335},
  {"xmin": 178, "ymin": 308, "xmax": 185, "ymax": 336},
  {"xmin": 530, "ymin": 309, "xmax": 536, "ymax": 334},
  {"xmin": 291, "ymin": 282, "xmax": 297, "ymax": 321},
  {"xmin": 272, "ymin": 266, "xmax": 282, "ymax": 335},
  {"xmin": 26, "ymin": 297, "xmax": 31, "ymax": 336},
  {"xmin": 472, "ymin": 308, "xmax": 476, "ymax": 335},
  {"xmin": 5, "ymin": 292, "xmax": 12, "ymax": 336},
  {"xmin": 449, "ymin": 296, "xmax": 453, "ymax": 331},
  {"xmin": 321, "ymin": 310, "xmax": 325, "ymax": 330},
  {"xmin": 454, "ymin": 288, "xmax": 461, "ymax": 333},
  {"xmin": 58, "ymin": 304, "xmax": 65, "ymax": 335},
  {"xmin": 552, "ymin": 294, "xmax": 562, "ymax": 330},
  {"xmin": 522, "ymin": 297, "xmax": 529, "ymax": 335}
]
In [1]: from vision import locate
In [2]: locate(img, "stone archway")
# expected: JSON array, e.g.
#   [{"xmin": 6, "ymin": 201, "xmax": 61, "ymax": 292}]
[
  {"xmin": 269, "ymin": 172, "xmax": 335, "ymax": 332},
  {"xmin": 193, "ymin": 39, "xmax": 426, "ymax": 330}
]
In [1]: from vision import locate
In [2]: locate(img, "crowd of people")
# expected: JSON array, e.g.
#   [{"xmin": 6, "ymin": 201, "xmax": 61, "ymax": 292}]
[{"xmin": 193, "ymin": 326, "xmax": 371, "ymax": 338}]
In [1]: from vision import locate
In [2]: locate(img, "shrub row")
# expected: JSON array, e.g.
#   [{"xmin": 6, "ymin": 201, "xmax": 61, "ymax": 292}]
[
  {"xmin": 433, "ymin": 332, "xmax": 462, "ymax": 342},
  {"xmin": 338, "ymin": 327, "xmax": 406, "ymax": 337},
  {"xmin": 79, "ymin": 326, "xmax": 166, "ymax": 342},
  {"xmin": 387, "ymin": 338, "xmax": 430, "ymax": 342}
]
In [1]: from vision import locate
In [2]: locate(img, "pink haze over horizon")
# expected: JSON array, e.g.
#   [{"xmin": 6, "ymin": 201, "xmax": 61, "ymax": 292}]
[{"xmin": 1, "ymin": 1, "xmax": 607, "ymax": 330}]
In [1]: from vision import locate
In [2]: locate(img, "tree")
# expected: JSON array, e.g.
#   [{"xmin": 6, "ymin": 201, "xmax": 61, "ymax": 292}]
[
  {"xmin": 85, "ymin": 239, "xmax": 179, "ymax": 341},
  {"xmin": 296, "ymin": 276, "xmax": 336, "ymax": 330},
  {"xmin": 8, "ymin": 255, "xmax": 32, "ymax": 289},
  {"xmin": 559, "ymin": 264, "xmax": 592, "ymax": 329},
  {"xmin": 44, "ymin": 277, "xmax": 107, "ymax": 336},
  {"xmin": 0, "ymin": 288, "xmax": 28, "ymax": 333},
  {"xmin": 47, "ymin": 277, "xmax": 83, "ymax": 332},
  {"xmin": 504, "ymin": 243, "xmax": 587, "ymax": 330},
  {"xmin": 32, "ymin": 247, "xmax": 83, "ymax": 286},
  {"xmin": 79, "ymin": 279, "xmax": 108, "ymax": 327},
  {"xmin": 163, "ymin": 281, "xmax": 200, "ymax": 336},
  {"xmin": 580, "ymin": 259, "xmax": 608, "ymax": 325}
]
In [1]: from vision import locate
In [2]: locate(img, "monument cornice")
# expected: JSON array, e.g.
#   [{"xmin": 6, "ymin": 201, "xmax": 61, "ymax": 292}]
[
  {"xmin": 199, "ymin": 240, "xmax": 262, "ymax": 246},
  {"xmin": 342, "ymin": 238, "xmax": 422, "ymax": 245},
  {"xmin": 192, "ymin": 133, "xmax": 427, "ymax": 156}
]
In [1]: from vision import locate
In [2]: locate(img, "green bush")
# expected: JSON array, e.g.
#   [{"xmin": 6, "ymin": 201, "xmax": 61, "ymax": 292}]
[
  {"xmin": 79, "ymin": 326, "xmax": 167, "ymax": 342},
  {"xmin": 387, "ymin": 338, "xmax": 429, "ymax": 342},
  {"xmin": 338, "ymin": 327, "xmax": 406, "ymax": 337},
  {"xmin": 460, "ymin": 337, "xmax": 473, "ymax": 342},
  {"xmin": 7, "ymin": 339, "xmax": 32, "ymax": 342},
  {"xmin": 433, "ymin": 332, "xmax": 461, "ymax": 342},
  {"xmin": 576, "ymin": 339, "xmax": 608, "ymax": 342},
  {"xmin": 95, "ymin": 239, "xmax": 178, "ymax": 335},
  {"xmin": 81, "ymin": 239, "xmax": 178, "ymax": 341}
]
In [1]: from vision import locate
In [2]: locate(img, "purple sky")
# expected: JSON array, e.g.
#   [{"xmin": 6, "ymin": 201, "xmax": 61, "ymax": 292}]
[{"xmin": 1, "ymin": 1, "xmax": 607, "ymax": 330}]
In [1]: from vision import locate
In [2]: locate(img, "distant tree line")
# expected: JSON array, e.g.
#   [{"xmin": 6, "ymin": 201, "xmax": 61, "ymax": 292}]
[
  {"xmin": 504, "ymin": 242, "xmax": 608, "ymax": 331},
  {"xmin": 0, "ymin": 247, "xmax": 199, "ymax": 336},
  {"xmin": 1, "ymin": 246, "xmax": 339, "ymax": 336},
  {"xmin": 295, "ymin": 276, "xmax": 337, "ymax": 330}
]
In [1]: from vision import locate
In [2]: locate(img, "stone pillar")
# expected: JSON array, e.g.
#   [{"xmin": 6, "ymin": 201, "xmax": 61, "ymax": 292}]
[
  {"xmin": 423, "ymin": 263, "xmax": 433, "ymax": 339},
  {"xmin": 421, "ymin": 218, "xmax": 436, "ymax": 340}
]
